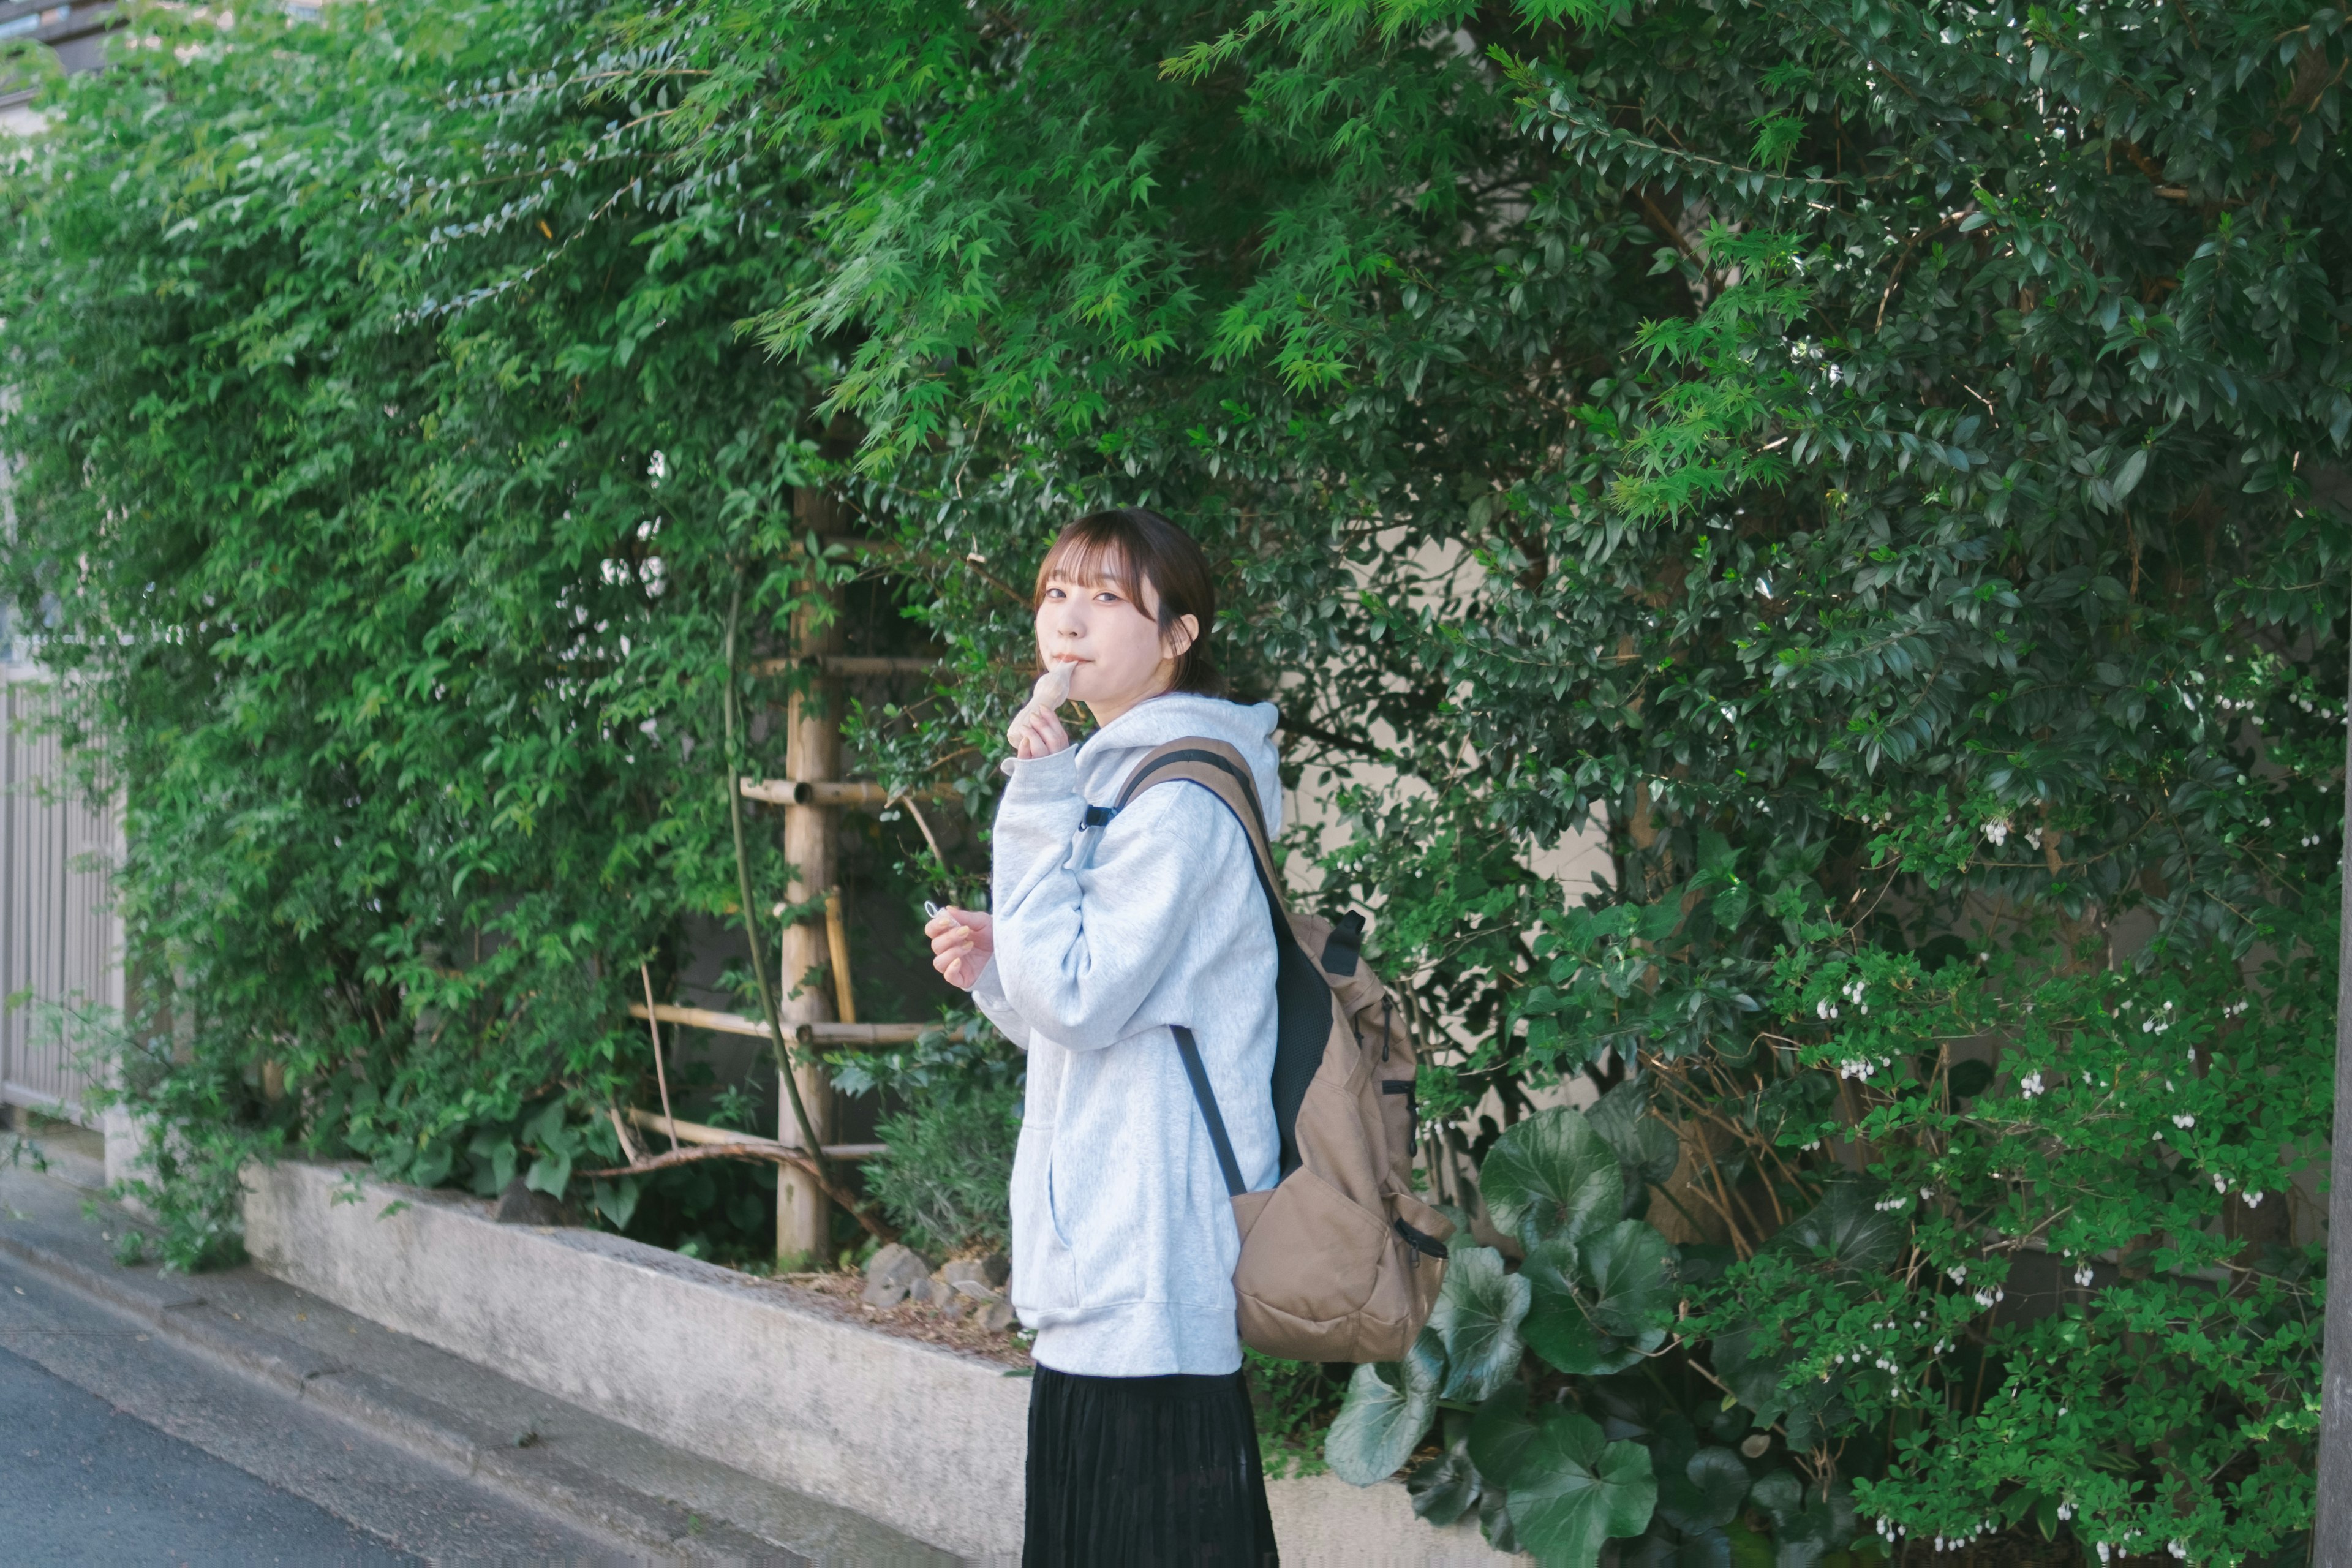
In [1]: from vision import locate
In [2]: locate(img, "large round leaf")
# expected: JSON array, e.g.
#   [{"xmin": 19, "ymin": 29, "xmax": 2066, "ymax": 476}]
[
  {"xmin": 1586, "ymin": 1082, "xmax": 1683, "ymax": 1199},
  {"xmin": 1502, "ymin": 1405, "xmax": 1660, "ymax": 1567},
  {"xmin": 1428, "ymin": 1245, "xmax": 1531, "ymax": 1400},
  {"xmin": 1480, "ymin": 1107, "xmax": 1624, "ymax": 1249},
  {"xmin": 1580, "ymin": 1219, "xmax": 1678, "ymax": 1344},
  {"xmin": 1325, "ymin": 1338, "xmax": 1440, "ymax": 1485},
  {"xmin": 1521, "ymin": 1235, "xmax": 1645, "ymax": 1376},
  {"xmin": 1406, "ymin": 1440, "xmax": 1481, "ymax": 1527},
  {"xmin": 1466, "ymin": 1381, "xmax": 1536, "ymax": 1485},
  {"xmin": 1657, "ymin": 1447, "xmax": 1751, "ymax": 1534},
  {"xmin": 1778, "ymin": 1182, "xmax": 1904, "ymax": 1275}
]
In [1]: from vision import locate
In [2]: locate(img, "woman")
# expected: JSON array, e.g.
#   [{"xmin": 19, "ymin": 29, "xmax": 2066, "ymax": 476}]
[{"xmin": 925, "ymin": 507, "xmax": 1283, "ymax": 1567}]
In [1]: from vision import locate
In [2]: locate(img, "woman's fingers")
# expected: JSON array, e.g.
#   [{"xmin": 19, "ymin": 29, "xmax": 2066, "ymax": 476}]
[{"xmin": 1006, "ymin": 704, "xmax": 1071, "ymax": 760}]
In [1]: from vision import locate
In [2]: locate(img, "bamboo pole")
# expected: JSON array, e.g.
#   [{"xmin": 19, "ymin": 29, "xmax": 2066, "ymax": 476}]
[
  {"xmin": 740, "ymin": 777, "xmax": 950, "ymax": 809},
  {"xmin": 719, "ymin": 573, "xmax": 887, "ymax": 1243},
  {"xmin": 638, "ymin": 964, "xmax": 679, "ymax": 1153},
  {"xmin": 749, "ymin": 655, "xmax": 943, "ymax": 678},
  {"xmin": 624, "ymin": 1001, "xmax": 958, "ymax": 1046},
  {"xmin": 622, "ymin": 1106, "xmax": 883, "ymax": 1161},
  {"xmin": 776, "ymin": 487, "xmax": 845, "ymax": 1264},
  {"xmin": 824, "ymin": 888, "xmax": 857, "ymax": 1025}
]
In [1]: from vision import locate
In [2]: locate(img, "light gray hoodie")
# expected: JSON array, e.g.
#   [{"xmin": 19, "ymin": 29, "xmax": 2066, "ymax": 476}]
[{"xmin": 970, "ymin": 692, "xmax": 1282, "ymax": 1377}]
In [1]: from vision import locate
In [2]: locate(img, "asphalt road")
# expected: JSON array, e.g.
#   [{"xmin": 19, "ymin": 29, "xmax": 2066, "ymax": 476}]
[
  {"xmin": 0, "ymin": 1340, "xmax": 412, "ymax": 1565},
  {"xmin": 0, "ymin": 1239, "xmax": 615, "ymax": 1563}
]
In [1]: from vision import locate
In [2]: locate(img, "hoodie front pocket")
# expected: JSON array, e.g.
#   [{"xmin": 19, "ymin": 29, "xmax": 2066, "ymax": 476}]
[{"xmin": 1044, "ymin": 1145, "xmax": 1075, "ymax": 1250}]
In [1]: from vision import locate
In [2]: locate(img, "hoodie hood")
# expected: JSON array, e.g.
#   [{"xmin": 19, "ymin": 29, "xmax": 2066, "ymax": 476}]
[{"xmin": 1075, "ymin": 693, "xmax": 1284, "ymax": 835}]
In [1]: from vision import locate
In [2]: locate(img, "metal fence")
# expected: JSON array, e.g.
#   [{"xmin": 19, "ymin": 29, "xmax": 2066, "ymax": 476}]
[{"xmin": 1, "ymin": 663, "xmax": 119, "ymax": 1123}]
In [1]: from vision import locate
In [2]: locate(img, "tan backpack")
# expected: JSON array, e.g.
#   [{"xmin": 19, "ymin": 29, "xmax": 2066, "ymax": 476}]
[{"xmin": 1106, "ymin": 737, "xmax": 1455, "ymax": 1363}]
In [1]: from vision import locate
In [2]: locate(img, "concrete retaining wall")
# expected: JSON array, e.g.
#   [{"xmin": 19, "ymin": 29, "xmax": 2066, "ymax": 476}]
[{"xmin": 243, "ymin": 1160, "xmax": 1518, "ymax": 1564}]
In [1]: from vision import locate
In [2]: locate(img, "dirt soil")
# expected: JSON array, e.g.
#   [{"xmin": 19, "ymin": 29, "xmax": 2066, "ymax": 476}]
[{"xmin": 769, "ymin": 1268, "xmax": 1034, "ymax": 1368}]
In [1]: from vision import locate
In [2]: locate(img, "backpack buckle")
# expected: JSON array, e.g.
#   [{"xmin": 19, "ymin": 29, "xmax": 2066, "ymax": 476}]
[{"xmin": 1321, "ymin": 911, "xmax": 1365, "ymax": 976}]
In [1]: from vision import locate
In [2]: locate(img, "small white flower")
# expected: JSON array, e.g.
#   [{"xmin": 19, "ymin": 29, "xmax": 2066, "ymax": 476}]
[
  {"xmin": 2073, "ymin": 1264, "xmax": 2095, "ymax": 1287},
  {"xmin": 2247, "ymin": 1189, "xmax": 2265, "ymax": 1208},
  {"xmin": 2020, "ymin": 1071, "xmax": 2045, "ymax": 1097},
  {"xmin": 2213, "ymin": 1172, "xmax": 2228, "ymax": 1193},
  {"xmin": 2057, "ymin": 1501, "xmax": 2075, "ymax": 1521},
  {"xmin": 2173, "ymin": 1113, "xmax": 2195, "ymax": 1129},
  {"xmin": 1983, "ymin": 817, "xmax": 2011, "ymax": 846}
]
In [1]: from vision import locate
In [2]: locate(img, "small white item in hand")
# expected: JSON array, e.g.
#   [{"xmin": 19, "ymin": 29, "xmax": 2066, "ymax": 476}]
[{"xmin": 1015, "ymin": 664, "xmax": 1071, "ymax": 729}]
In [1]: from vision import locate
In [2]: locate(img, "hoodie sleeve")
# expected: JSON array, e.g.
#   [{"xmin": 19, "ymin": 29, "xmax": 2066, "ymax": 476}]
[
  {"xmin": 968, "ymin": 959, "xmax": 1034, "ymax": 1051},
  {"xmin": 990, "ymin": 747, "xmax": 1257, "ymax": 1053}
]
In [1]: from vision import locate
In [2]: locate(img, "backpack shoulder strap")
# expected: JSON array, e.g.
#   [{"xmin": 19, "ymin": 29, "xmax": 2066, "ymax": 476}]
[
  {"xmin": 1109, "ymin": 737, "xmax": 1329, "ymax": 1182},
  {"xmin": 1110, "ymin": 737, "xmax": 1283, "ymax": 916}
]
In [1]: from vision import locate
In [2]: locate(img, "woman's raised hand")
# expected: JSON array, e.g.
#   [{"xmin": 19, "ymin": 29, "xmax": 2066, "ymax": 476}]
[
  {"xmin": 1006, "ymin": 664, "xmax": 1073, "ymax": 760},
  {"xmin": 925, "ymin": 907, "xmax": 995, "ymax": 990},
  {"xmin": 1007, "ymin": 703, "xmax": 1071, "ymax": 760}
]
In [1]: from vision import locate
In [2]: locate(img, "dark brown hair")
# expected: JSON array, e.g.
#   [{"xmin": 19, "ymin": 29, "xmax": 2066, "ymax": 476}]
[{"xmin": 1033, "ymin": 508, "xmax": 1220, "ymax": 695}]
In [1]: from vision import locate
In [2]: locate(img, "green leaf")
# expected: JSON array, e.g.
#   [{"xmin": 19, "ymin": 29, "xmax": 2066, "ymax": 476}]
[
  {"xmin": 1580, "ymin": 1220, "xmax": 1678, "ymax": 1343},
  {"xmin": 1523, "ymin": 1236, "xmax": 1643, "ymax": 1376},
  {"xmin": 524, "ymin": 1148, "xmax": 573, "ymax": 1198},
  {"xmin": 592, "ymin": 1175, "xmax": 641, "ymax": 1231},
  {"xmin": 1585, "ymin": 1080, "xmax": 1682, "ymax": 1197},
  {"xmin": 1326, "ymin": 1337, "xmax": 1441, "ymax": 1485},
  {"xmin": 1479, "ymin": 1107, "xmax": 1623, "ymax": 1249},
  {"xmin": 526, "ymin": 1101, "xmax": 569, "ymax": 1153},
  {"xmin": 1777, "ymin": 1182, "xmax": 1904, "ymax": 1274},
  {"xmin": 1747, "ymin": 1470, "xmax": 1802, "ymax": 1523},
  {"xmin": 2112, "ymin": 447, "xmax": 2149, "ymax": 500},
  {"xmin": 408, "ymin": 1138, "xmax": 453, "ymax": 1191},
  {"xmin": 1468, "ymin": 1381, "xmax": 1538, "ymax": 1483},
  {"xmin": 1658, "ymin": 1447, "xmax": 1751, "ymax": 1534},
  {"xmin": 1406, "ymin": 1439, "xmax": 1482, "ymax": 1527},
  {"xmin": 1429, "ymin": 1245, "xmax": 1532, "ymax": 1400},
  {"xmin": 1500, "ymin": 1404, "xmax": 1659, "ymax": 1566},
  {"xmin": 1480, "ymin": 1485, "xmax": 1521, "ymax": 1555}
]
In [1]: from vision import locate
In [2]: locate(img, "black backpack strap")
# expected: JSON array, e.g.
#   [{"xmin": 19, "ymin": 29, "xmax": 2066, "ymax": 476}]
[
  {"xmin": 1172, "ymin": 1026, "xmax": 1246, "ymax": 1199},
  {"xmin": 1111, "ymin": 737, "xmax": 1329, "ymax": 1180}
]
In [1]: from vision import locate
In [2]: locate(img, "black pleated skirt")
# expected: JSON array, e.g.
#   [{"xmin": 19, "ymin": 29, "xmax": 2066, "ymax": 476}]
[{"xmin": 1023, "ymin": 1364, "xmax": 1280, "ymax": 1567}]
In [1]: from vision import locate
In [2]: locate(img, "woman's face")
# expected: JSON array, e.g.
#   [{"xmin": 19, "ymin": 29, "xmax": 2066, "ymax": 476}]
[{"xmin": 1034, "ymin": 557, "xmax": 1196, "ymax": 721}]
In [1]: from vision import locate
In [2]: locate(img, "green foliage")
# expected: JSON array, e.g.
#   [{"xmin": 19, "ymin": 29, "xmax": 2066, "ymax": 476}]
[
  {"xmin": 6, "ymin": 0, "xmax": 2349, "ymax": 1558},
  {"xmin": 835, "ymin": 1017, "xmax": 1024, "ymax": 1256},
  {"xmin": 1343, "ymin": 1106, "xmax": 1700, "ymax": 1565},
  {"xmin": 1243, "ymin": 1349, "xmax": 1348, "ymax": 1479}
]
